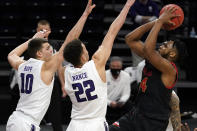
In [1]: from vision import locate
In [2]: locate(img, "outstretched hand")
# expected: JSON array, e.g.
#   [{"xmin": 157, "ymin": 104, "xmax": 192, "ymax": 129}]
[
  {"xmin": 159, "ymin": 6, "xmax": 179, "ymax": 26},
  {"xmin": 32, "ymin": 30, "xmax": 49, "ymax": 39},
  {"xmin": 84, "ymin": 0, "xmax": 96, "ymax": 16}
]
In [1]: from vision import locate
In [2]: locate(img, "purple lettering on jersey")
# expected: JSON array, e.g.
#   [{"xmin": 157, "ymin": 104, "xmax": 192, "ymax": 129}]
[
  {"xmin": 24, "ymin": 66, "xmax": 33, "ymax": 72},
  {"xmin": 72, "ymin": 72, "xmax": 88, "ymax": 81},
  {"xmin": 20, "ymin": 73, "xmax": 34, "ymax": 94},
  {"xmin": 84, "ymin": 80, "xmax": 98, "ymax": 101},
  {"xmin": 72, "ymin": 83, "xmax": 87, "ymax": 102},
  {"xmin": 72, "ymin": 80, "xmax": 97, "ymax": 102}
]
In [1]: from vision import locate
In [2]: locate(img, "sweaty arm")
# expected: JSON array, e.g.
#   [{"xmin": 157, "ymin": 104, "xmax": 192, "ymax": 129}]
[
  {"xmin": 125, "ymin": 20, "xmax": 156, "ymax": 58},
  {"xmin": 57, "ymin": 65, "xmax": 67, "ymax": 97},
  {"xmin": 93, "ymin": 0, "xmax": 135, "ymax": 68},
  {"xmin": 169, "ymin": 91, "xmax": 181, "ymax": 131},
  {"xmin": 44, "ymin": 0, "xmax": 95, "ymax": 73},
  {"xmin": 59, "ymin": 0, "xmax": 95, "ymax": 56},
  {"xmin": 142, "ymin": 7, "xmax": 178, "ymax": 87},
  {"xmin": 7, "ymin": 31, "xmax": 46, "ymax": 70}
]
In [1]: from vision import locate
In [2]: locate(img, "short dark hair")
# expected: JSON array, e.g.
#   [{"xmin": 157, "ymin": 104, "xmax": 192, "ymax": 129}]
[
  {"xmin": 37, "ymin": 19, "xmax": 50, "ymax": 26},
  {"xmin": 173, "ymin": 40, "xmax": 188, "ymax": 65},
  {"xmin": 27, "ymin": 38, "xmax": 48, "ymax": 58},
  {"xmin": 63, "ymin": 39, "xmax": 83, "ymax": 66},
  {"xmin": 110, "ymin": 56, "xmax": 123, "ymax": 64}
]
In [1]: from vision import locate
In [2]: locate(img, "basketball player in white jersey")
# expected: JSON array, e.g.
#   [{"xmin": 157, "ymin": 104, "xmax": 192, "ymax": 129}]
[
  {"xmin": 62, "ymin": 0, "xmax": 135, "ymax": 130},
  {"xmin": 6, "ymin": 0, "xmax": 95, "ymax": 130}
]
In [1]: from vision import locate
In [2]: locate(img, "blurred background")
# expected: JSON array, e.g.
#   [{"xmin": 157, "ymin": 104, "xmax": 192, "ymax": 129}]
[{"xmin": 0, "ymin": 0, "xmax": 197, "ymax": 130}]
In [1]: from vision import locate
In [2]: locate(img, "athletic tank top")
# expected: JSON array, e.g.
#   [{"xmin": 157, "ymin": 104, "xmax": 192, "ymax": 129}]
[
  {"xmin": 65, "ymin": 60, "xmax": 107, "ymax": 120},
  {"xmin": 136, "ymin": 61, "xmax": 178, "ymax": 120},
  {"xmin": 16, "ymin": 58, "xmax": 54, "ymax": 124}
]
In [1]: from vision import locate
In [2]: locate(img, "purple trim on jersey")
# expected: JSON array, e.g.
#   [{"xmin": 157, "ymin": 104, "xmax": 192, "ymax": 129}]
[
  {"xmin": 31, "ymin": 124, "xmax": 35, "ymax": 131},
  {"xmin": 104, "ymin": 121, "xmax": 109, "ymax": 131}
]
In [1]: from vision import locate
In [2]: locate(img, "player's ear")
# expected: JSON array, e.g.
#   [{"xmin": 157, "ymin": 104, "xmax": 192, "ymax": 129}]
[
  {"xmin": 169, "ymin": 50, "xmax": 176, "ymax": 59},
  {"xmin": 81, "ymin": 53, "xmax": 86, "ymax": 63},
  {"xmin": 36, "ymin": 50, "xmax": 42, "ymax": 58}
]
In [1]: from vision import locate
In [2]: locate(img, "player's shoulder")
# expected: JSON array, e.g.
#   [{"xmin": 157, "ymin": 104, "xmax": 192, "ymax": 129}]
[{"xmin": 83, "ymin": 60, "xmax": 94, "ymax": 68}]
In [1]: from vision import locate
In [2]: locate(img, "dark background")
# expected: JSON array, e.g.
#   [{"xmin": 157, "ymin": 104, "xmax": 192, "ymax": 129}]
[{"xmin": 0, "ymin": 0, "xmax": 197, "ymax": 127}]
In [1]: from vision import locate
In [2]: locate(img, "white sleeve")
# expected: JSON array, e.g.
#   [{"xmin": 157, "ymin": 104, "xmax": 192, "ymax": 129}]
[
  {"xmin": 119, "ymin": 74, "xmax": 131, "ymax": 103},
  {"xmin": 135, "ymin": 15, "xmax": 143, "ymax": 24},
  {"xmin": 107, "ymin": 99, "xmax": 112, "ymax": 106}
]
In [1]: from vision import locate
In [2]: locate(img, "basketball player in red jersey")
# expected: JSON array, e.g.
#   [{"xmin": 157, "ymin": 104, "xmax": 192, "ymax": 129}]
[{"xmin": 110, "ymin": 6, "xmax": 187, "ymax": 131}]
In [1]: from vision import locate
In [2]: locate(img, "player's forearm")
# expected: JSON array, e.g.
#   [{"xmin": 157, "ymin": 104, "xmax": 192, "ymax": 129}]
[
  {"xmin": 57, "ymin": 65, "xmax": 65, "ymax": 87},
  {"xmin": 170, "ymin": 92, "xmax": 181, "ymax": 131},
  {"xmin": 66, "ymin": 13, "xmax": 88, "ymax": 40},
  {"xmin": 108, "ymin": 4, "xmax": 131, "ymax": 39},
  {"xmin": 59, "ymin": 14, "xmax": 88, "ymax": 54},
  {"xmin": 59, "ymin": 0, "xmax": 95, "ymax": 54},
  {"xmin": 144, "ymin": 19, "xmax": 162, "ymax": 53},
  {"xmin": 170, "ymin": 110, "xmax": 181, "ymax": 131},
  {"xmin": 8, "ymin": 39, "xmax": 30, "ymax": 59},
  {"xmin": 101, "ymin": 2, "xmax": 133, "ymax": 54},
  {"xmin": 125, "ymin": 20, "xmax": 156, "ymax": 44}
]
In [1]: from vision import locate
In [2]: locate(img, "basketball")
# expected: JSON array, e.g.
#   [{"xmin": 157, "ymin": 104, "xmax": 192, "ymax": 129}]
[{"xmin": 159, "ymin": 4, "xmax": 184, "ymax": 30}]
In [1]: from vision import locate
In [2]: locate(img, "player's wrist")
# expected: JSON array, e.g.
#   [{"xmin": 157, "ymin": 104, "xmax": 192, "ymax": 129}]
[
  {"xmin": 83, "ymin": 12, "xmax": 89, "ymax": 17},
  {"xmin": 156, "ymin": 19, "xmax": 164, "ymax": 25}
]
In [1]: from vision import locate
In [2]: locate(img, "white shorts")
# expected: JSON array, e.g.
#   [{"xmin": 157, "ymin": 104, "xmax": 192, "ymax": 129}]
[
  {"xmin": 6, "ymin": 111, "xmax": 40, "ymax": 131},
  {"xmin": 66, "ymin": 118, "xmax": 109, "ymax": 131}
]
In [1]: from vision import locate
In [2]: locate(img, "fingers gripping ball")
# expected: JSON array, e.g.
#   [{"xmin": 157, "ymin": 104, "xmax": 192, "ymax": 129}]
[{"xmin": 160, "ymin": 4, "xmax": 184, "ymax": 30}]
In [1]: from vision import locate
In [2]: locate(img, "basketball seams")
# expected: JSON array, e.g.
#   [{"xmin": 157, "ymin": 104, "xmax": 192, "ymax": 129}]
[{"xmin": 159, "ymin": 4, "xmax": 184, "ymax": 30}]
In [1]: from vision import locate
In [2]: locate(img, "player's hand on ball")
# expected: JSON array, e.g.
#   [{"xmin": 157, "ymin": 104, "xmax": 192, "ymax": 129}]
[{"xmin": 159, "ymin": 6, "xmax": 178, "ymax": 25}]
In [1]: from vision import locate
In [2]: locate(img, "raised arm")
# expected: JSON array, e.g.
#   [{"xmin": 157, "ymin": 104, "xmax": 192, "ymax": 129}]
[
  {"xmin": 59, "ymin": 0, "xmax": 95, "ymax": 55},
  {"xmin": 92, "ymin": 0, "xmax": 135, "ymax": 66},
  {"xmin": 142, "ymin": 7, "xmax": 178, "ymax": 82},
  {"xmin": 7, "ymin": 31, "xmax": 46, "ymax": 70},
  {"xmin": 125, "ymin": 20, "xmax": 156, "ymax": 58},
  {"xmin": 44, "ymin": 0, "xmax": 95, "ymax": 72}
]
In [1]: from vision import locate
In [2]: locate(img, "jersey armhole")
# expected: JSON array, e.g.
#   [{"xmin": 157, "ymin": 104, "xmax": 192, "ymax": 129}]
[
  {"xmin": 91, "ymin": 60, "xmax": 106, "ymax": 85},
  {"xmin": 166, "ymin": 62, "xmax": 178, "ymax": 89}
]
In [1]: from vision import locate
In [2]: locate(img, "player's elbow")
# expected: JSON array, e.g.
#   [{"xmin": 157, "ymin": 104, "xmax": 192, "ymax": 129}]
[
  {"xmin": 125, "ymin": 35, "xmax": 135, "ymax": 49},
  {"xmin": 7, "ymin": 52, "xmax": 14, "ymax": 63},
  {"xmin": 125, "ymin": 34, "xmax": 131, "ymax": 44},
  {"xmin": 143, "ymin": 44, "xmax": 155, "ymax": 56},
  {"xmin": 143, "ymin": 46, "xmax": 149, "ymax": 56}
]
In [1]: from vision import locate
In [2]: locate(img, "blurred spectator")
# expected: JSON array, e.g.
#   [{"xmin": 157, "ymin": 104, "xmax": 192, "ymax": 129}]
[
  {"xmin": 129, "ymin": 0, "xmax": 159, "ymax": 26},
  {"xmin": 106, "ymin": 56, "xmax": 132, "ymax": 124}
]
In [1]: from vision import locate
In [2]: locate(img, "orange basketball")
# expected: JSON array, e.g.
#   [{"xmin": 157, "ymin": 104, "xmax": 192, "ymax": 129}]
[{"xmin": 159, "ymin": 4, "xmax": 184, "ymax": 30}]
